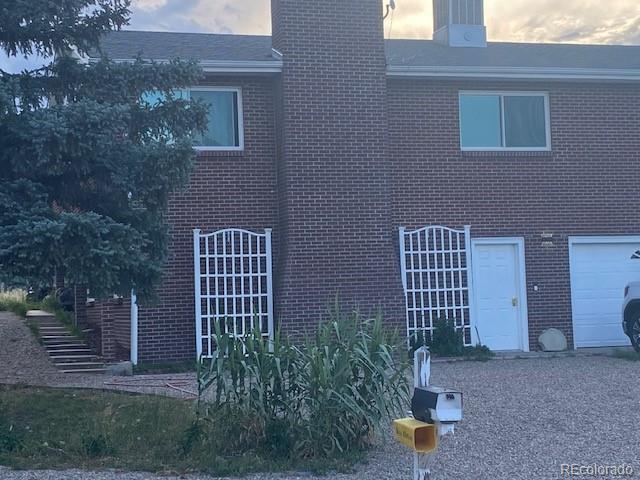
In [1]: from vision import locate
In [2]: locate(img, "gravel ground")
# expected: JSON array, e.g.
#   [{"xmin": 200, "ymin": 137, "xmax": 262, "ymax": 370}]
[
  {"xmin": 1, "ymin": 312, "xmax": 639, "ymax": 479},
  {"xmin": 0, "ymin": 312, "xmax": 66, "ymax": 385},
  {"xmin": 0, "ymin": 312, "xmax": 196, "ymax": 398}
]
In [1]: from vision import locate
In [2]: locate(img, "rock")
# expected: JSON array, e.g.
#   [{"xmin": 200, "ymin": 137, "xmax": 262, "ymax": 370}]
[
  {"xmin": 538, "ymin": 328, "xmax": 567, "ymax": 352},
  {"xmin": 106, "ymin": 361, "xmax": 133, "ymax": 377}
]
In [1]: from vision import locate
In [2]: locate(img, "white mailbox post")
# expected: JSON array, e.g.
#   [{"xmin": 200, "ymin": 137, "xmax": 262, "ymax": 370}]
[{"xmin": 393, "ymin": 347, "xmax": 463, "ymax": 480}]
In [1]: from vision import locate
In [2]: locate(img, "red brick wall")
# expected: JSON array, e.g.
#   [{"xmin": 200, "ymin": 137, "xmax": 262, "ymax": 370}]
[
  {"xmin": 270, "ymin": 0, "xmax": 406, "ymax": 337},
  {"xmin": 86, "ymin": 298, "xmax": 131, "ymax": 361},
  {"xmin": 131, "ymin": 9, "xmax": 640, "ymax": 361},
  {"xmin": 387, "ymin": 78, "xmax": 640, "ymax": 349},
  {"xmin": 136, "ymin": 75, "xmax": 278, "ymax": 362}
]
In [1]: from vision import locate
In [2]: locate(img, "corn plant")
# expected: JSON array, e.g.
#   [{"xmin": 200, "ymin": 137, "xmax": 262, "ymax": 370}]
[
  {"xmin": 294, "ymin": 309, "xmax": 409, "ymax": 457},
  {"xmin": 196, "ymin": 306, "xmax": 409, "ymax": 460},
  {"xmin": 196, "ymin": 323, "xmax": 301, "ymax": 454}
]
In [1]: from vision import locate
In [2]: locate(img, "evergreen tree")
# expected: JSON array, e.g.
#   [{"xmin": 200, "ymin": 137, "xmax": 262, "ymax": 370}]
[{"xmin": 0, "ymin": 0, "xmax": 207, "ymax": 298}]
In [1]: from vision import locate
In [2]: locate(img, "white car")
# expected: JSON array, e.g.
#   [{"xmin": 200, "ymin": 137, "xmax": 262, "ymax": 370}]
[{"xmin": 622, "ymin": 281, "xmax": 640, "ymax": 352}]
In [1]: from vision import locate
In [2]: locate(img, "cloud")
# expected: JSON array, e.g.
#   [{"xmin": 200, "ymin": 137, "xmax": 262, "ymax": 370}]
[
  {"xmin": 127, "ymin": 0, "xmax": 640, "ymax": 46},
  {"xmin": 484, "ymin": 0, "xmax": 640, "ymax": 45},
  {"xmin": 133, "ymin": 0, "xmax": 168, "ymax": 12},
  {"xmin": 128, "ymin": 0, "xmax": 271, "ymax": 34}
]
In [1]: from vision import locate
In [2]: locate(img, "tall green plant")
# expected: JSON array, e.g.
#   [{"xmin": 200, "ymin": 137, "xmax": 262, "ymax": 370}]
[
  {"xmin": 196, "ymin": 307, "xmax": 409, "ymax": 460},
  {"xmin": 295, "ymin": 309, "xmax": 408, "ymax": 457},
  {"xmin": 196, "ymin": 324, "xmax": 300, "ymax": 455}
]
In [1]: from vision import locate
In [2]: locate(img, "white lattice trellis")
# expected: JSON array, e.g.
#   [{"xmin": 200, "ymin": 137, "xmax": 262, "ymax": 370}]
[
  {"xmin": 193, "ymin": 228, "xmax": 274, "ymax": 358},
  {"xmin": 399, "ymin": 225, "xmax": 473, "ymax": 346}
]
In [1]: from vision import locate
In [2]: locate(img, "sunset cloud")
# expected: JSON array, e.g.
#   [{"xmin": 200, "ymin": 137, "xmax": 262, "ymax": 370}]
[{"xmin": 127, "ymin": 0, "xmax": 640, "ymax": 45}]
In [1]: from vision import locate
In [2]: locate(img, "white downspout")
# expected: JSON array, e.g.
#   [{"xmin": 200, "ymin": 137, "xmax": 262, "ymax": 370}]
[{"xmin": 130, "ymin": 289, "xmax": 138, "ymax": 365}]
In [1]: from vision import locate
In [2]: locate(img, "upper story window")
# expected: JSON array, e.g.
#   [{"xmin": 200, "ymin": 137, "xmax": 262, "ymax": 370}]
[
  {"xmin": 141, "ymin": 86, "xmax": 243, "ymax": 151},
  {"xmin": 190, "ymin": 87, "xmax": 243, "ymax": 151},
  {"xmin": 459, "ymin": 92, "xmax": 550, "ymax": 151}
]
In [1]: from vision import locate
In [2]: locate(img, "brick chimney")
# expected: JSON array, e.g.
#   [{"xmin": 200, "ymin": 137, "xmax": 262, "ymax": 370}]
[{"xmin": 271, "ymin": 0, "xmax": 405, "ymax": 334}]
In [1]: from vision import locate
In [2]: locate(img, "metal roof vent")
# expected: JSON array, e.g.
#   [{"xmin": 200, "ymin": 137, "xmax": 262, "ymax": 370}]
[{"xmin": 433, "ymin": 0, "xmax": 487, "ymax": 48}]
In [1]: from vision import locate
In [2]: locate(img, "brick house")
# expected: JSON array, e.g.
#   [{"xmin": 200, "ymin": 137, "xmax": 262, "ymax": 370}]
[{"xmin": 86, "ymin": 0, "xmax": 640, "ymax": 363}]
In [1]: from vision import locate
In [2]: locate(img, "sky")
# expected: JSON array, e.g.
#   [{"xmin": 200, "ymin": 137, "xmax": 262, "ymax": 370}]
[
  {"xmin": 129, "ymin": 0, "xmax": 640, "ymax": 45},
  {"xmin": 2, "ymin": 0, "xmax": 639, "ymax": 73}
]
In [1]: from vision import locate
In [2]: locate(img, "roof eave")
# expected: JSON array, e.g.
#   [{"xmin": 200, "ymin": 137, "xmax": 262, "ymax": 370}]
[
  {"xmin": 87, "ymin": 57, "xmax": 283, "ymax": 73},
  {"xmin": 386, "ymin": 65, "xmax": 640, "ymax": 81},
  {"xmin": 200, "ymin": 60, "xmax": 282, "ymax": 73}
]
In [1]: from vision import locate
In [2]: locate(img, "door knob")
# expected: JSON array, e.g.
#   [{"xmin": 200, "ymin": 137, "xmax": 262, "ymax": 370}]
[{"xmin": 512, "ymin": 297, "xmax": 518, "ymax": 307}]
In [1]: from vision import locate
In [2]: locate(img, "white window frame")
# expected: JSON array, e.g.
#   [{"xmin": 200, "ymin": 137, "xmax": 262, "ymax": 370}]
[
  {"xmin": 459, "ymin": 91, "xmax": 551, "ymax": 152},
  {"xmin": 188, "ymin": 86, "xmax": 244, "ymax": 152}
]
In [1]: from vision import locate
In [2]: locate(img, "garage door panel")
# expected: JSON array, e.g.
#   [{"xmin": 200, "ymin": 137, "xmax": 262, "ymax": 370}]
[
  {"xmin": 570, "ymin": 240, "xmax": 640, "ymax": 348},
  {"xmin": 573, "ymin": 300, "xmax": 620, "ymax": 317},
  {"xmin": 575, "ymin": 323, "xmax": 631, "ymax": 348}
]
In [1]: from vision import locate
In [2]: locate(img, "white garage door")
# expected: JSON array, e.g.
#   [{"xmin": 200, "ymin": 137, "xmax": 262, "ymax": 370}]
[{"xmin": 569, "ymin": 237, "xmax": 640, "ymax": 348}]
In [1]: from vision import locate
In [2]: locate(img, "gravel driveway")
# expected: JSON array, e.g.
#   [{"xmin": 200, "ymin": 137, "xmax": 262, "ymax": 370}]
[{"xmin": 2, "ymin": 311, "xmax": 639, "ymax": 479}]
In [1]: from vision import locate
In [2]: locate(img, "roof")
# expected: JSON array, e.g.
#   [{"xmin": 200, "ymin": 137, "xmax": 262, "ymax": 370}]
[
  {"xmin": 90, "ymin": 31, "xmax": 640, "ymax": 80},
  {"xmin": 89, "ymin": 31, "xmax": 281, "ymax": 73},
  {"xmin": 386, "ymin": 40, "xmax": 640, "ymax": 80}
]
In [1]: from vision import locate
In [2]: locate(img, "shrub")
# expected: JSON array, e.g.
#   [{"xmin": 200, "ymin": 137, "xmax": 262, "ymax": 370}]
[
  {"xmin": 409, "ymin": 318, "xmax": 464, "ymax": 357},
  {"xmin": 196, "ymin": 307, "xmax": 409, "ymax": 460},
  {"xmin": 409, "ymin": 318, "xmax": 493, "ymax": 360},
  {"xmin": 0, "ymin": 290, "xmax": 66, "ymax": 321},
  {"xmin": 430, "ymin": 318, "xmax": 465, "ymax": 357},
  {"xmin": 0, "ymin": 289, "xmax": 36, "ymax": 317}
]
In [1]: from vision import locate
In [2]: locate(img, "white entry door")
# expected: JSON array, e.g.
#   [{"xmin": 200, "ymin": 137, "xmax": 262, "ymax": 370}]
[
  {"xmin": 472, "ymin": 241, "xmax": 526, "ymax": 351},
  {"xmin": 569, "ymin": 237, "xmax": 640, "ymax": 348}
]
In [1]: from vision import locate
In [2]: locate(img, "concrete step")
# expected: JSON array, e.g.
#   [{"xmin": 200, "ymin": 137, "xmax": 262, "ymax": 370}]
[
  {"xmin": 59, "ymin": 368, "xmax": 106, "ymax": 374},
  {"xmin": 50, "ymin": 354, "xmax": 98, "ymax": 360},
  {"xmin": 45, "ymin": 348, "xmax": 93, "ymax": 354},
  {"xmin": 42, "ymin": 338, "xmax": 76, "ymax": 343},
  {"xmin": 43, "ymin": 341, "xmax": 85, "ymax": 347},
  {"xmin": 27, "ymin": 309, "xmax": 102, "ymax": 374},
  {"xmin": 53, "ymin": 362, "xmax": 104, "ymax": 368},
  {"xmin": 26, "ymin": 310, "xmax": 55, "ymax": 319}
]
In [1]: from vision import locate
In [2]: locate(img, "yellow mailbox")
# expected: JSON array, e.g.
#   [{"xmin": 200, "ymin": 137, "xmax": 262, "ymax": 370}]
[{"xmin": 393, "ymin": 418, "xmax": 438, "ymax": 453}]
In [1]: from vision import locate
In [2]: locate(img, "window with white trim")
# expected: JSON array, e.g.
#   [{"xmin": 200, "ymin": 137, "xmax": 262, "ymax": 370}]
[
  {"xmin": 459, "ymin": 92, "xmax": 550, "ymax": 151},
  {"xmin": 141, "ymin": 87, "xmax": 243, "ymax": 151},
  {"xmin": 190, "ymin": 87, "xmax": 243, "ymax": 150}
]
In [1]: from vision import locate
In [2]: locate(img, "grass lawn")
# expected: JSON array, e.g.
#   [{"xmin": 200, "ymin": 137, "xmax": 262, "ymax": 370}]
[{"xmin": 0, "ymin": 385, "xmax": 360, "ymax": 476}]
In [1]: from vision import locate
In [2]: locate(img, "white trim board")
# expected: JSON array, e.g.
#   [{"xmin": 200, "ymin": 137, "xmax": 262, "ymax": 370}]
[
  {"xmin": 386, "ymin": 65, "xmax": 640, "ymax": 82},
  {"xmin": 470, "ymin": 237, "xmax": 530, "ymax": 352},
  {"xmin": 88, "ymin": 56, "xmax": 640, "ymax": 80},
  {"xmin": 567, "ymin": 235, "xmax": 640, "ymax": 350}
]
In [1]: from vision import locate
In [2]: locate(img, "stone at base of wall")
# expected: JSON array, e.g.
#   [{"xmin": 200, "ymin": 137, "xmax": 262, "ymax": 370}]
[
  {"xmin": 538, "ymin": 328, "xmax": 568, "ymax": 352},
  {"xmin": 106, "ymin": 361, "xmax": 133, "ymax": 377}
]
